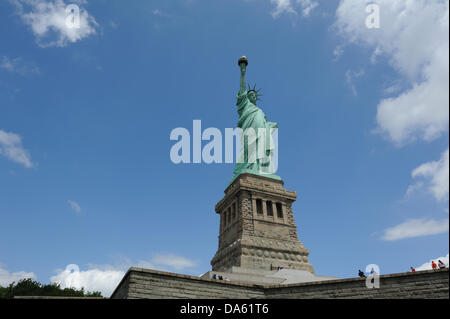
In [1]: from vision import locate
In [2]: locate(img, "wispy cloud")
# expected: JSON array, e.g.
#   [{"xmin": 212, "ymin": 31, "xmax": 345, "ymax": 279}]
[
  {"xmin": 152, "ymin": 254, "xmax": 197, "ymax": 271},
  {"xmin": 382, "ymin": 218, "xmax": 449, "ymax": 241},
  {"xmin": 345, "ymin": 69, "xmax": 364, "ymax": 96},
  {"xmin": 333, "ymin": 45, "xmax": 344, "ymax": 61},
  {"xmin": 67, "ymin": 200, "xmax": 81, "ymax": 214},
  {"xmin": 270, "ymin": 0, "xmax": 319, "ymax": 18},
  {"xmin": 271, "ymin": 0, "xmax": 296, "ymax": 17},
  {"xmin": 0, "ymin": 56, "xmax": 40, "ymax": 76},
  {"xmin": 0, "ymin": 130, "xmax": 34, "ymax": 168},
  {"xmin": 410, "ymin": 148, "xmax": 449, "ymax": 202},
  {"xmin": 10, "ymin": 0, "xmax": 99, "ymax": 47},
  {"xmin": 298, "ymin": 0, "xmax": 318, "ymax": 17},
  {"xmin": 404, "ymin": 181, "xmax": 424, "ymax": 200},
  {"xmin": 109, "ymin": 21, "xmax": 118, "ymax": 29},
  {"xmin": 150, "ymin": 8, "xmax": 184, "ymax": 30},
  {"xmin": 152, "ymin": 9, "xmax": 164, "ymax": 16}
]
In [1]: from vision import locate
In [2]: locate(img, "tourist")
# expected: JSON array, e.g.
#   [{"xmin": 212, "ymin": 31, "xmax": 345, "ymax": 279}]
[
  {"xmin": 431, "ymin": 261, "xmax": 437, "ymax": 270},
  {"xmin": 438, "ymin": 260, "xmax": 446, "ymax": 269},
  {"xmin": 358, "ymin": 270, "xmax": 366, "ymax": 278},
  {"xmin": 212, "ymin": 274, "xmax": 217, "ymax": 280},
  {"xmin": 410, "ymin": 267, "xmax": 415, "ymax": 272}
]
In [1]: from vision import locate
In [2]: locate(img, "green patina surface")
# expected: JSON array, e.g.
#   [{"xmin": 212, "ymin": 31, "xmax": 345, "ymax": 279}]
[{"xmin": 229, "ymin": 57, "xmax": 282, "ymax": 185}]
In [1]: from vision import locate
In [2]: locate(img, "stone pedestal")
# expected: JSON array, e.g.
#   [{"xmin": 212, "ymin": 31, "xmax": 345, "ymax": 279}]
[{"xmin": 211, "ymin": 174, "xmax": 314, "ymax": 273}]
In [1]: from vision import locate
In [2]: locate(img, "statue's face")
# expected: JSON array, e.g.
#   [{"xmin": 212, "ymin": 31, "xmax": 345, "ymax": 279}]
[{"xmin": 248, "ymin": 91, "xmax": 257, "ymax": 104}]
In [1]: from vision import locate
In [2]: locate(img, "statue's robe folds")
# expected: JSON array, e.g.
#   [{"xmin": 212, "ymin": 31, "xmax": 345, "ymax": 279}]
[{"xmin": 231, "ymin": 90, "xmax": 278, "ymax": 183}]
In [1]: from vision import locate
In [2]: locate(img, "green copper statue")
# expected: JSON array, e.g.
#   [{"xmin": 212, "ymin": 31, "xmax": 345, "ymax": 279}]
[{"xmin": 230, "ymin": 56, "xmax": 281, "ymax": 184}]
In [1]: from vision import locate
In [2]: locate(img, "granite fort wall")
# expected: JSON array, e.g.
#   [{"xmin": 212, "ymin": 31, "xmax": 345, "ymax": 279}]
[
  {"xmin": 265, "ymin": 269, "xmax": 448, "ymax": 299},
  {"xmin": 111, "ymin": 267, "xmax": 265, "ymax": 299},
  {"xmin": 110, "ymin": 268, "xmax": 448, "ymax": 299}
]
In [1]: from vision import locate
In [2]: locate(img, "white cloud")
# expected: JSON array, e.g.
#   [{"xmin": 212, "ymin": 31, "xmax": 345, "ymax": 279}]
[
  {"xmin": 416, "ymin": 253, "xmax": 449, "ymax": 271},
  {"xmin": 51, "ymin": 254, "xmax": 196, "ymax": 297},
  {"xmin": 270, "ymin": 0, "xmax": 296, "ymax": 17},
  {"xmin": 11, "ymin": 0, "xmax": 98, "ymax": 47},
  {"xmin": 335, "ymin": 0, "xmax": 449, "ymax": 145},
  {"xmin": 333, "ymin": 45, "xmax": 344, "ymax": 60},
  {"xmin": 135, "ymin": 260, "xmax": 158, "ymax": 269},
  {"xmin": 0, "ymin": 130, "xmax": 34, "ymax": 168},
  {"xmin": 382, "ymin": 218, "xmax": 449, "ymax": 241},
  {"xmin": 0, "ymin": 264, "xmax": 36, "ymax": 286},
  {"xmin": 370, "ymin": 46, "xmax": 382, "ymax": 64},
  {"xmin": 298, "ymin": 0, "xmax": 318, "ymax": 17},
  {"xmin": 382, "ymin": 79, "xmax": 403, "ymax": 95},
  {"xmin": 50, "ymin": 264, "xmax": 124, "ymax": 297},
  {"xmin": 404, "ymin": 181, "xmax": 424, "ymax": 199},
  {"xmin": 67, "ymin": 200, "xmax": 81, "ymax": 213},
  {"xmin": 153, "ymin": 9, "xmax": 163, "ymax": 16},
  {"xmin": 270, "ymin": 0, "xmax": 318, "ymax": 18},
  {"xmin": 411, "ymin": 148, "xmax": 449, "ymax": 202},
  {"xmin": 345, "ymin": 69, "xmax": 364, "ymax": 96},
  {"xmin": 152, "ymin": 254, "xmax": 196, "ymax": 271},
  {"xmin": 0, "ymin": 56, "xmax": 40, "ymax": 76}
]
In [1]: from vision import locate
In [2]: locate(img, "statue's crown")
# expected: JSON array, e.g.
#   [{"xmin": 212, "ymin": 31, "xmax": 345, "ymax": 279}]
[{"xmin": 247, "ymin": 84, "xmax": 263, "ymax": 101}]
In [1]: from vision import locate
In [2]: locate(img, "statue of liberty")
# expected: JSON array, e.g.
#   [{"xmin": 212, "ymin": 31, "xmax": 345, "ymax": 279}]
[{"xmin": 230, "ymin": 56, "xmax": 281, "ymax": 184}]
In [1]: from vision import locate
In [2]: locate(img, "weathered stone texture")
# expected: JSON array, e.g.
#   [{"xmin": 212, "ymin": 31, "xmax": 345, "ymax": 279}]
[
  {"xmin": 265, "ymin": 269, "xmax": 449, "ymax": 299},
  {"xmin": 111, "ymin": 268, "xmax": 449, "ymax": 299},
  {"xmin": 211, "ymin": 174, "xmax": 313, "ymax": 273},
  {"xmin": 111, "ymin": 267, "xmax": 265, "ymax": 299}
]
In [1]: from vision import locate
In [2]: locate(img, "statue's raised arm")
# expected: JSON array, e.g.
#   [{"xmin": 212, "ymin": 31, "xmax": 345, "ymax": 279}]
[{"xmin": 238, "ymin": 56, "xmax": 248, "ymax": 94}]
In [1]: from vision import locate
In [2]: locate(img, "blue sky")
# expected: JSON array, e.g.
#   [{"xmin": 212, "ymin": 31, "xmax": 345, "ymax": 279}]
[{"xmin": 0, "ymin": 0, "xmax": 448, "ymax": 296}]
